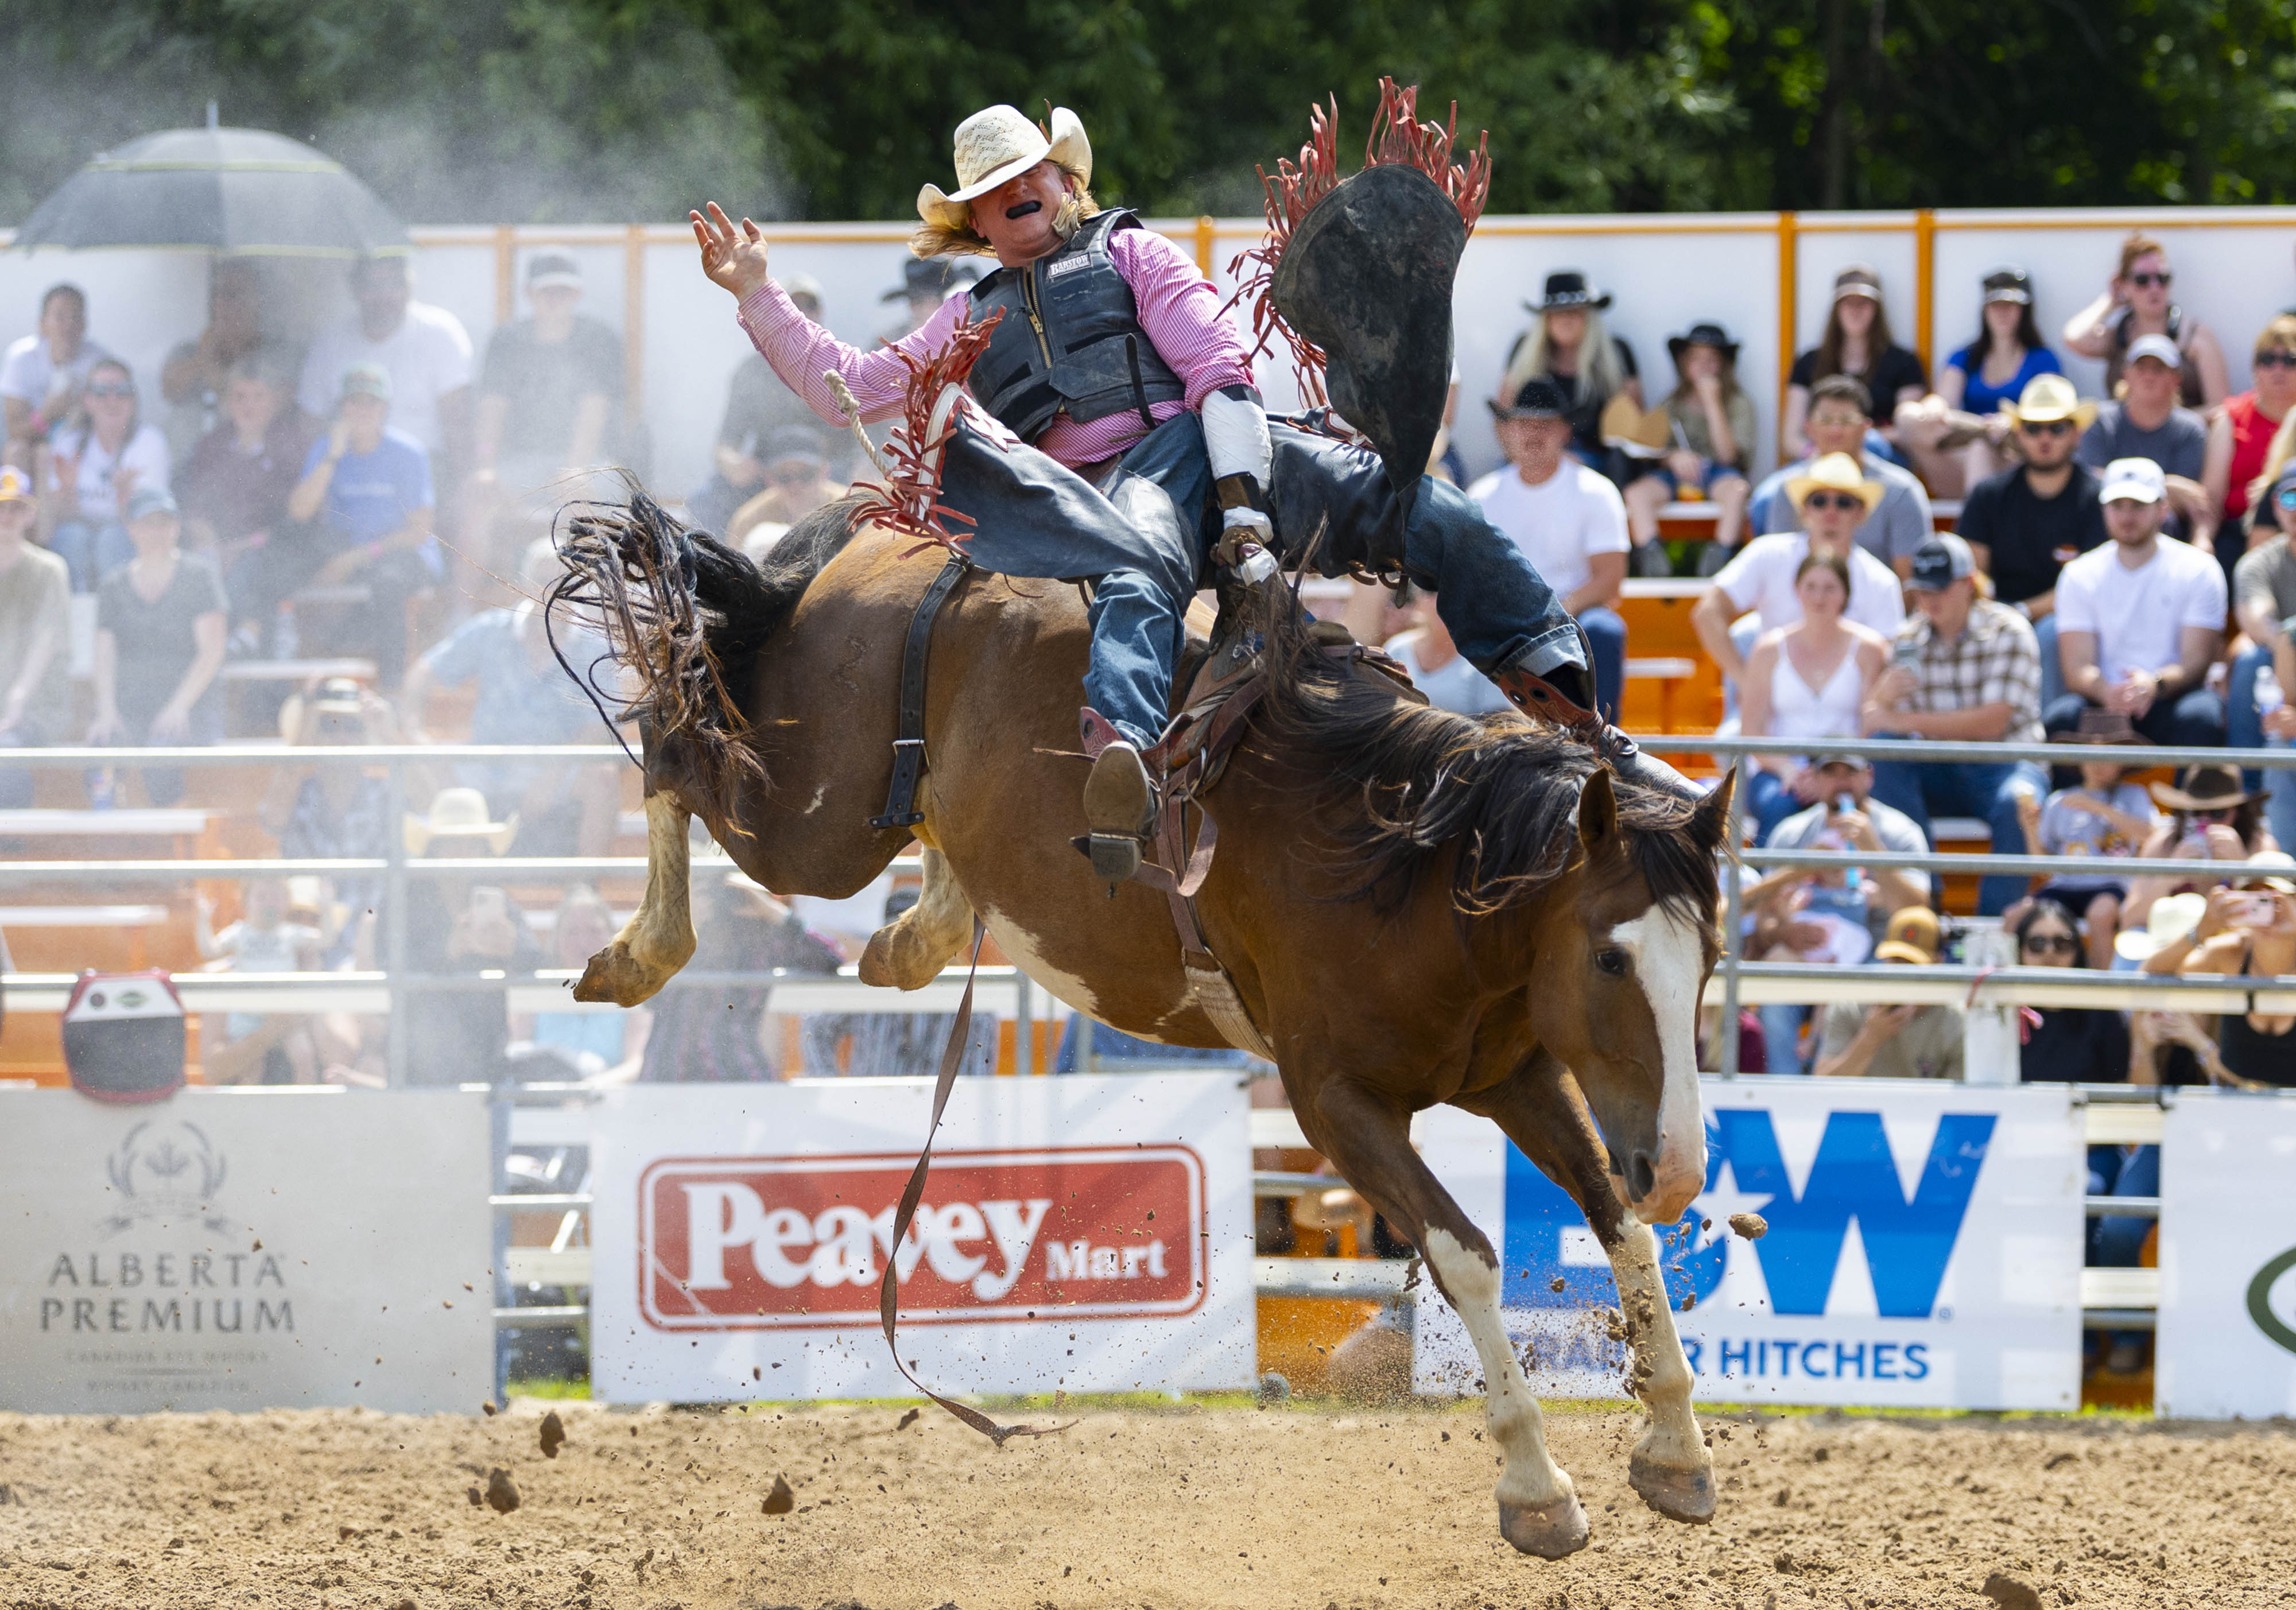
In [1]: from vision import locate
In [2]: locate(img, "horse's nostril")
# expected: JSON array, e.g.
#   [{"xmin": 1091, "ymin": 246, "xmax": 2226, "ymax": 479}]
[{"xmin": 1627, "ymin": 1151, "xmax": 1658, "ymax": 1200}]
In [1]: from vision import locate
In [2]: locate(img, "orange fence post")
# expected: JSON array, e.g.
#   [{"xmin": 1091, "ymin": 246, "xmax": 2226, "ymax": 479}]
[
  {"xmin": 1914, "ymin": 207, "xmax": 1936, "ymax": 376},
  {"xmin": 1194, "ymin": 215, "xmax": 1216, "ymax": 278},
  {"xmin": 1776, "ymin": 211, "xmax": 1798, "ymax": 452},
  {"xmin": 492, "ymin": 225, "xmax": 517, "ymax": 325}
]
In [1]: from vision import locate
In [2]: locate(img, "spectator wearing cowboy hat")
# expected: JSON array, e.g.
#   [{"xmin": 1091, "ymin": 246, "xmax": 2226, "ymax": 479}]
[
  {"xmin": 1470, "ymin": 377, "xmax": 1630, "ymax": 720},
  {"xmin": 1492, "ymin": 271, "xmax": 1642, "ymax": 479},
  {"xmin": 398, "ymin": 785, "xmax": 545, "ymax": 1085},
  {"xmin": 2011, "ymin": 708, "xmax": 2162, "ymax": 969},
  {"xmin": 1896, "ymin": 266, "xmax": 2065, "ymax": 498},
  {"xmin": 1785, "ymin": 265, "xmax": 1928, "ymax": 462},
  {"xmin": 2122, "ymin": 764, "xmax": 2275, "ymax": 948},
  {"xmin": 1748, "ymin": 374, "xmax": 1934, "ymax": 580},
  {"xmin": 875, "ymin": 257, "xmax": 983, "ymax": 346},
  {"xmin": 1621, "ymin": 323, "xmax": 1755, "ymax": 572},
  {"xmin": 2140, "ymin": 851, "xmax": 2296, "ymax": 1089},
  {"xmin": 1692, "ymin": 453, "xmax": 1906, "ymax": 720},
  {"xmin": 1863, "ymin": 534, "xmax": 2046, "ymax": 915},
  {"xmin": 0, "ymin": 465, "xmax": 66, "ymax": 809},
  {"xmin": 1956, "ymin": 373, "xmax": 2108, "ymax": 709},
  {"xmin": 726, "ymin": 425, "xmax": 848, "ymax": 552},
  {"xmin": 2045, "ymin": 457, "xmax": 2228, "ymax": 750},
  {"xmin": 1814, "ymin": 907, "xmax": 1965, "ymax": 1081}
]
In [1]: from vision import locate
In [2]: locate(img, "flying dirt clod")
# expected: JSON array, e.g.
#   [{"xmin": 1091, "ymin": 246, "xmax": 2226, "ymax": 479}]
[
  {"xmin": 484, "ymin": 1468, "xmax": 520, "ymax": 1514},
  {"xmin": 539, "ymin": 1410, "xmax": 567, "ymax": 1459},
  {"xmin": 762, "ymin": 1476, "xmax": 796, "ymax": 1515},
  {"xmin": 1729, "ymin": 1213, "xmax": 1768, "ymax": 1240}
]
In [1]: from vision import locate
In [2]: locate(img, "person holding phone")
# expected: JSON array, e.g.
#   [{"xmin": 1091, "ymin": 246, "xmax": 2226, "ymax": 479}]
[
  {"xmin": 396, "ymin": 785, "xmax": 542, "ymax": 1085},
  {"xmin": 2138, "ymin": 858, "xmax": 2296, "ymax": 1088},
  {"xmin": 1862, "ymin": 536, "xmax": 2047, "ymax": 915}
]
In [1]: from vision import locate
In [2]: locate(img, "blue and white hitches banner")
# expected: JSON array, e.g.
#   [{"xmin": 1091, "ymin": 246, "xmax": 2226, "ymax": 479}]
[
  {"xmin": 2156, "ymin": 1091, "xmax": 2296, "ymax": 1418},
  {"xmin": 1414, "ymin": 1078, "xmax": 2085, "ymax": 1409},
  {"xmin": 588, "ymin": 1073, "xmax": 1254, "ymax": 1404},
  {"xmin": 0, "ymin": 1088, "xmax": 493, "ymax": 1413}
]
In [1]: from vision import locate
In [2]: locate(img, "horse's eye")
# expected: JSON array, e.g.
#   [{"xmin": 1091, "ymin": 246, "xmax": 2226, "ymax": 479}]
[{"xmin": 1595, "ymin": 947, "xmax": 1630, "ymax": 977}]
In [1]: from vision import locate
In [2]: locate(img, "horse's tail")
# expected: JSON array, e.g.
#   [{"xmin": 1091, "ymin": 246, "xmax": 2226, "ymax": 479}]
[{"xmin": 549, "ymin": 488, "xmax": 778, "ymax": 814}]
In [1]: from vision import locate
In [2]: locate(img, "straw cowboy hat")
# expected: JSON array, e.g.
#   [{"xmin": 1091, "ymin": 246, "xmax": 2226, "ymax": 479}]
[
  {"xmin": 2115, "ymin": 891, "xmax": 2209, "ymax": 963},
  {"xmin": 2047, "ymin": 708, "xmax": 2152, "ymax": 746},
  {"xmin": 2000, "ymin": 372, "xmax": 2097, "ymax": 432},
  {"xmin": 2151, "ymin": 763, "xmax": 2256, "ymax": 814},
  {"xmin": 2240, "ymin": 849, "xmax": 2296, "ymax": 894},
  {"xmin": 1785, "ymin": 451, "xmax": 1885, "ymax": 514},
  {"xmin": 916, "ymin": 104, "xmax": 1092, "ymax": 232},
  {"xmin": 404, "ymin": 786, "xmax": 518, "ymax": 857}
]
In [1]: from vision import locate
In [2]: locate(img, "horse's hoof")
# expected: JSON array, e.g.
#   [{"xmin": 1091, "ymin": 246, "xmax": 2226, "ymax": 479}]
[
  {"xmin": 575, "ymin": 943, "xmax": 653, "ymax": 1007},
  {"xmin": 1498, "ymin": 1493, "xmax": 1589, "ymax": 1558},
  {"xmin": 1628, "ymin": 1450, "xmax": 1715, "ymax": 1525}
]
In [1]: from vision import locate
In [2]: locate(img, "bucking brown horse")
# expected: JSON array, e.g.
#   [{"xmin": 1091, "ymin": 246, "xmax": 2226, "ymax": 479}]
[{"xmin": 558, "ymin": 493, "xmax": 1735, "ymax": 1560}]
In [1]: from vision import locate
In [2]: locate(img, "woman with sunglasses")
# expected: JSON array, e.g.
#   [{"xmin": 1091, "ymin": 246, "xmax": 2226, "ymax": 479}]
[
  {"xmin": 2209, "ymin": 316, "xmax": 2296, "ymax": 532},
  {"xmin": 34, "ymin": 356, "xmax": 171, "ymax": 591},
  {"xmin": 2062, "ymin": 232, "xmax": 2227, "ymax": 409},
  {"xmin": 2012, "ymin": 901, "xmax": 2132, "ymax": 1086}
]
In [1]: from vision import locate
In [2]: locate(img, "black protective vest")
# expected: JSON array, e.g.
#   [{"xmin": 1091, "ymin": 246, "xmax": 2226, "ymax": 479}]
[{"xmin": 964, "ymin": 210, "xmax": 1186, "ymax": 447}]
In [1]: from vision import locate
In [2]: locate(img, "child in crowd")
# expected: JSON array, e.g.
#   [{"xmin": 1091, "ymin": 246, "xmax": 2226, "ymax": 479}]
[
  {"xmin": 2014, "ymin": 729, "xmax": 2161, "ymax": 971},
  {"xmin": 194, "ymin": 877, "xmax": 323, "ymax": 1083}
]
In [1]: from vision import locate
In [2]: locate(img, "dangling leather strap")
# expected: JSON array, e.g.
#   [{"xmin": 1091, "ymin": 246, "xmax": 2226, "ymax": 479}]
[
  {"xmin": 870, "ymin": 553, "xmax": 972, "ymax": 830},
  {"xmin": 879, "ymin": 920, "xmax": 1073, "ymax": 1445}
]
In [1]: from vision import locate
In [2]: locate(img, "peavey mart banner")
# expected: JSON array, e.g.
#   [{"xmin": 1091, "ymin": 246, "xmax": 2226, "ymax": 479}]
[
  {"xmin": 588, "ymin": 1074, "xmax": 1254, "ymax": 1403},
  {"xmin": 2157, "ymin": 1090, "xmax": 2296, "ymax": 1418},
  {"xmin": 1415, "ymin": 1080, "xmax": 2086, "ymax": 1410},
  {"xmin": 0, "ymin": 1089, "xmax": 493, "ymax": 1413}
]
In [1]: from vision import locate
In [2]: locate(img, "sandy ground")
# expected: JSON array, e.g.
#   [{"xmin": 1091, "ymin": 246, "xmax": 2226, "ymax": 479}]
[{"xmin": 2, "ymin": 1397, "xmax": 2293, "ymax": 1610}]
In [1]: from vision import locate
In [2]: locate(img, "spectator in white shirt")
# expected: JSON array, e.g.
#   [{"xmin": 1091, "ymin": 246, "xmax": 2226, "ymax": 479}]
[
  {"xmin": 297, "ymin": 255, "xmax": 474, "ymax": 463},
  {"xmin": 35, "ymin": 358, "xmax": 172, "ymax": 591},
  {"xmin": 1381, "ymin": 586, "xmax": 1510, "ymax": 717},
  {"xmin": 1747, "ymin": 375, "xmax": 1934, "ymax": 579},
  {"xmin": 1, "ymin": 284, "xmax": 111, "ymax": 469},
  {"xmin": 2045, "ymin": 457, "xmax": 2228, "ymax": 748},
  {"xmin": 1468, "ymin": 378, "xmax": 1630, "ymax": 720},
  {"xmin": 1691, "ymin": 452, "xmax": 1907, "ymax": 716}
]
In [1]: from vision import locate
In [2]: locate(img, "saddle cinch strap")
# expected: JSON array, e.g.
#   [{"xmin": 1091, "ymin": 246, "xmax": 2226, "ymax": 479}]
[{"xmin": 870, "ymin": 552, "xmax": 972, "ymax": 830}]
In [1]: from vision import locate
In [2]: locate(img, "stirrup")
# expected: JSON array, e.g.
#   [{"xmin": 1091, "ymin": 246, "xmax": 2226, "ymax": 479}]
[{"xmin": 1076, "ymin": 714, "xmax": 1158, "ymax": 885}]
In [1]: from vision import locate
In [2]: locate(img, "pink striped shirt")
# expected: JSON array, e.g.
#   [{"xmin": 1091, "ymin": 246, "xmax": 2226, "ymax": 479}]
[{"xmin": 736, "ymin": 226, "xmax": 1254, "ymax": 471}]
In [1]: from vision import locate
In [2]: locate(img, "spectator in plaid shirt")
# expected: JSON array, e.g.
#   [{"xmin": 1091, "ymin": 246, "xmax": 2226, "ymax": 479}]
[{"xmin": 1861, "ymin": 534, "xmax": 2047, "ymax": 914}]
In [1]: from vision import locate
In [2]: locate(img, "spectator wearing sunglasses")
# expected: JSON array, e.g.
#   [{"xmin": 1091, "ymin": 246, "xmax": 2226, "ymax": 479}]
[
  {"xmin": 1748, "ymin": 375, "xmax": 1934, "ymax": 580},
  {"xmin": 2062, "ymin": 232, "xmax": 2227, "ymax": 409},
  {"xmin": 2209, "ymin": 316, "xmax": 2296, "ymax": 533},
  {"xmin": 34, "ymin": 357, "xmax": 171, "ymax": 591},
  {"xmin": 1957, "ymin": 375, "xmax": 2105, "ymax": 710},
  {"xmin": 2009, "ymin": 902, "xmax": 2131, "ymax": 1085},
  {"xmin": 2229, "ymin": 462, "xmax": 2296, "ymax": 846},
  {"xmin": 2045, "ymin": 457, "xmax": 2227, "ymax": 750}
]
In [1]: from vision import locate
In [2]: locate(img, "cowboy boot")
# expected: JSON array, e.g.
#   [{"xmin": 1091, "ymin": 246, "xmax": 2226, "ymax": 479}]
[
  {"xmin": 1492, "ymin": 649, "xmax": 1701, "ymax": 804},
  {"xmin": 1078, "ymin": 710, "xmax": 1158, "ymax": 884}
]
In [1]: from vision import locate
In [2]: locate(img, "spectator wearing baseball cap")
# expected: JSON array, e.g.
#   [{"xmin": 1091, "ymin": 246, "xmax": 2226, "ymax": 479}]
[
  {"xmin": 1863, "ymin": 534, "xmax": 2047, "ymax": 915},
  {"xmin": 726, "ymin": 425, "xmax": 848, "ymax": 553},
  {"xmin": 279, "ymin": 360, "xmax": 440, "ymax": 688},
  {"xmin": 1747, "ymin": 374, "xmax": 1934, "ymax": 580},
  {"xmin": 87, "ymin": 484, "xmax": 229, "ymax": 806},
  {"xmin": 296, "ymin": 254, "xmax": 473, "ymax": 460},
  {"xmin": 1784, "ymin": 265, "xmax": 1928, "ymax": 463},
  {"xmin": 470, "ymin": 252, "xmax": 629, "ymax": 584},
  {"xmin": 0, "ymin": 465, "xmax": 67, "ymax": 808},
  {"xmin": 691, "ymin": 272, "xmax": 840, "ymax": 534},
  {"xmin": 1813, "ymin": 907, "xmax": 1966, "ymax": 1081},
  {"xmin": 2077, "ymin": 331, "xmax": 2222, "ymax": 568},
  {"xmin": 2044, "ymin": 457, "xmax": 2228, "ymax": 749},
  {"xmin": 1469, "ymin": 377, "xmax": 1631, "ymax": 720},
  {"xmin": 2061, "ymin": 232, "xmax": 2228, "ymax": 410}
]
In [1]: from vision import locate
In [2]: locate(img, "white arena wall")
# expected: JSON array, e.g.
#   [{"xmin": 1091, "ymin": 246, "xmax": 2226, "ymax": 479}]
[{"xmin": 4, "ymin": 207, "xmax": 2293, "ymax": 503}]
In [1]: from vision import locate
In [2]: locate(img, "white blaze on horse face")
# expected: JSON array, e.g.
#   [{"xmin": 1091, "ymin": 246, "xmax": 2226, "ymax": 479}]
[
  {"xmin": 1421, "ymin": 1228, "xmax": 1574, "ymax": 1511},
  {"xmin": 1607, "ymin": 907, "xmax": 1708, "ymax": 1225}
]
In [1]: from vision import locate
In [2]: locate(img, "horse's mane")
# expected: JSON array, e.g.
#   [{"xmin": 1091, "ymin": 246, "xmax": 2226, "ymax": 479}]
[
  {"xmin": 1254, "ymin": 606, "xmax": 1720, "ymax": 922},
  {"xmin": 548, "ymin": 489, "xmax": 863, "ymax": 812}
]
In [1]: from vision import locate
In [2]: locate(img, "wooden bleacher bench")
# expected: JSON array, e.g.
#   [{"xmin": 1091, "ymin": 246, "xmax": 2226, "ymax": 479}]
[
  {"xmin": 217, "ymin": 658, "xmax": 377, "ymax": 685},
  {"xmin": 1624, "ymin": 657, "xmax": 1696, "ymax": 734},
  {"xmin": 0, "ymin": 809, "xmax": 222, "ymax": 856},
  {"xmin": 0, "ymin": 905, "xmax": 172, "ymax": 972}
]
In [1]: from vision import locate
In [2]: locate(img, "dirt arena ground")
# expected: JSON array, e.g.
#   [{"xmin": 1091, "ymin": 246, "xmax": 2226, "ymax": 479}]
[{"xmin": 2, "ymin": 1397, "xmax": 2292, "ymax": 1610}]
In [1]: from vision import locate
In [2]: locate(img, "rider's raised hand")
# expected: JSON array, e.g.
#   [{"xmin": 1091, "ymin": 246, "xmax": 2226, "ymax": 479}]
[{"xmin": 690, "ymin": 202, "xmax": 771, "ymax": 302}]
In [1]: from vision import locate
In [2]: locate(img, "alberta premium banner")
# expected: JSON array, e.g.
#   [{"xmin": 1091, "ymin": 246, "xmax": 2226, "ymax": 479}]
[
  {"xmin": 0, "ymin": 1089, "xmax": 492, "ymax": 1413},
  {"xmin": 588, "ymin": 1075, "xmax": 1254, "ymax": 1403}
]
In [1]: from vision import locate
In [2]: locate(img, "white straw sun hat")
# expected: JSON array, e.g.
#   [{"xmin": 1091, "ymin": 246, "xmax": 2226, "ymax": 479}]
[{"xmin": 916, "ymin": 104, "xmax": 1092, "ymax": 233}]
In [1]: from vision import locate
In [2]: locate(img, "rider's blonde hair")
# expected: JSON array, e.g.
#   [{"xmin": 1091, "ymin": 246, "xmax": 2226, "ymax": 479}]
[{"xmin": 908, "ymin": 161, "xmax": 1099, "ymax": 261}]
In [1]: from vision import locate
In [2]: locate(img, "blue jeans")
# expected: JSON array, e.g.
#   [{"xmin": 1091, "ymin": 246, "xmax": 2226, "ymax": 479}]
[
  {"xmin": 50, "ymin": 519, "xmax": 133, "ymax": 592},
  {"xmin": 2225, "ymin": 642, "xmax": 2272, "ymax": 793},
  {"xmin": 1580, "ymin": 604, "xmax": 1626, "ymax": 724},
  {"xmin": 2033, "ymin": 612, "xmax": 2065, "ymax": 712},
  {"xmin": 2089, "ymin": 1143, "xmax": 2159, "ymax": 1266},
  {"xmin": 1744, "ymin": 767, "xmax": 1806, "ymax": 845},
  {"xmin": 2043, "ymin": 689, "xmax": 2226, "ymax": 750},
  {"xmin": 1080, "ymin": 414, "xmax": 1582, "ymax": 747},
  {"xmin": 1867, "ymin": 745, "xmax": 2047, "ymax": 915},
  {"xmin": 1759, "ymin": 1004, "xmax": 1811, "ymax": 1074}
]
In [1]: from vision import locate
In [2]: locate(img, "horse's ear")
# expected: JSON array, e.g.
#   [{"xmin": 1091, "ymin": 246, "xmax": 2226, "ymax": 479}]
[
  {"xmin": 1578, "ymin": 766, "xmax": 1620, "ymax": 856},
  {"xmin": 1690, "ymin": 766, "xmax": 1738, "ymax": 852}
]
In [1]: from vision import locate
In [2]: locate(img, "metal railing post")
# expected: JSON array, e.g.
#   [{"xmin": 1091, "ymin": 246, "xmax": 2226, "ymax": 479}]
[
  {"xmin": 1015, "ymin": 973, "xmax": 1035, "ymax": 1076},
  {"xmin": 383, "ymin": 756, "xmax": 411, "ymax": 1088},
  {"xmin": 1720, "ymin": 763, "xmax": 1744, "ymax": 1077}
]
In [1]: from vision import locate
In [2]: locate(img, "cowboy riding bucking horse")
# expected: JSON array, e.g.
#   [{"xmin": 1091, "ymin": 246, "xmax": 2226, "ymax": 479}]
[{"xmin": 689, "ymin": 91, "xmax": 1696, "ymax": 881}]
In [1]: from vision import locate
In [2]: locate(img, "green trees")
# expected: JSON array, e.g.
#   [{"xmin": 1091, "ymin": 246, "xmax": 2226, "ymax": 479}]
[{"xmin": 5, "ymin": 0, "xmax": 2296, "ymax": 224}]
